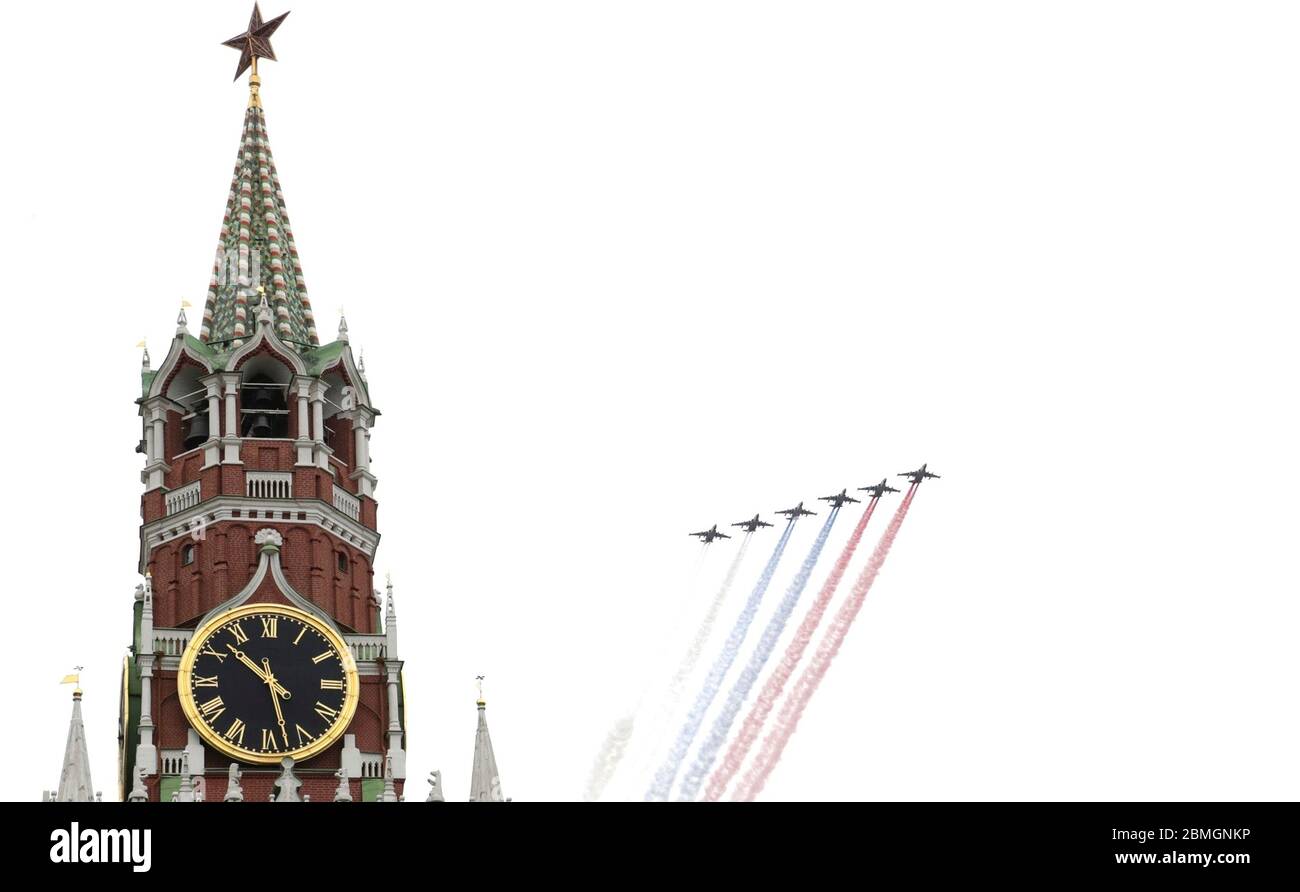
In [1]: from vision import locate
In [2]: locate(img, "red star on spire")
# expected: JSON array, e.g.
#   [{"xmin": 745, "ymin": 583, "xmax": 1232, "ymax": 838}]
[{"xmin": 222, "ymin": 4, "xmax": 290, "ymax": 82}]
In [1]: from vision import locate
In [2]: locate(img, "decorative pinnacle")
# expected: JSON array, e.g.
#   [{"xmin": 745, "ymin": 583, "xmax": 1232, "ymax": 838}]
[
  {"xmin": 385, "ymin": 573, "xmax": 395, "ymax": 617},
  {"xmin": 476, "ymin": 675, "xmax": 486, "ymax": 706},
  {"xmin": 338, "ymin": 312, "xmax": 349, "ymax": 342},
  {"xmin": 256, "ymin": 286, "xmax": 273, "ymax": 326},
  {"xmin": 222, "ymin": 4, "xmax": 291, "ymax": 107},
  {"xmin": 138, "ymin": 339, "xmax": 150, "ymax": 370}
]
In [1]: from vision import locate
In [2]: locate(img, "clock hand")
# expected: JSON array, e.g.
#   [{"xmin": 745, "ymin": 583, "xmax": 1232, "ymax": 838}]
[
  {"xmin": 226, "ymin": 642, "xmax": 268, "ymax": 680},
  {"xmin": 225, "ymin": 643, "xmax": 291, "ymax": 698},
  {"xmin": 262, "ymin": 658, "xmax": 290, "ymax": 748}
]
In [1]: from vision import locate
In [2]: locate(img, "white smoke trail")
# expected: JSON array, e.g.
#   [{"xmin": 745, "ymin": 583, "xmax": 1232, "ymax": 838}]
[
  {"xmin": 734, "ymin": 484, "xmax": 917, "ymax": 801},
  {"xmin": 645, "ymin": 519, "xmax": 797, "ymax": 801},
  {"xmin": 584, "ymin": 540, "xmax": 747, "ymax": 801},
  {"xmin": 677, "ymin": 508, "xmax": 839, "ymax": 800},
  {"xmin": 652, "ymin": 536, "xmax": 753, "ymax": 736},
  {"xmin": 582, "ymin": 715, "xmax": 635, "ymax": 802}
]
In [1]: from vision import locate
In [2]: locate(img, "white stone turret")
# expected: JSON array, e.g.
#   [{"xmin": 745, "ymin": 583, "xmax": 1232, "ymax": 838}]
[
  {"xmin": 176, "ymin": 752, "xmax": 195, "ymax": 802},
  {"xmin": 384, "ymin": 575, "xmax": 399, "ymax": 659},
  {"xmin": 381, "ymin": 754, "xmax": 398, "ymax": 803},
  {"xmin": 382, "ymin": 575, "xmax": 405, "ymax": 779}
]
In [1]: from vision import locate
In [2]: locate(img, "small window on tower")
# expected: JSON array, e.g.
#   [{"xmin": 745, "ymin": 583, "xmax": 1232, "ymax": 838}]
[
  {"xmin": 337, "ymin": 552, "xmax": 348, "ymax": 574},
  {"xmin": 182, "ymin": 544, "xmax": 195, "ymax": 566}
]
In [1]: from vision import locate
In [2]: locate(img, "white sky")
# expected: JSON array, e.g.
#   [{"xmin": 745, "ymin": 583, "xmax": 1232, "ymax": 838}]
[{"xmin": 2, "ymin": 1, "xmax": 1298, "ymax": 801}]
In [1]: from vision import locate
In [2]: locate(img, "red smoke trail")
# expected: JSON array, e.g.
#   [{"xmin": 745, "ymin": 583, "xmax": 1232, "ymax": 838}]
[
  {"xmin": 733, "ymin": 483, "xmax": 918, "ymax": 801},
  {"xmin": 702, "ymin": 495, "xmax": 881, "ymax": 801}
]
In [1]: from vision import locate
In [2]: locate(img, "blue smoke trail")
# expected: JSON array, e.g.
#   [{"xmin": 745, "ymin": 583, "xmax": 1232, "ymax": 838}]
[
  {"xmin": 645, "ymin": 518, "xmax": 797, "ymax": 801},
  {"xmin": 676, "ymin": 507, "xmax": 840, "ymax": 800}
]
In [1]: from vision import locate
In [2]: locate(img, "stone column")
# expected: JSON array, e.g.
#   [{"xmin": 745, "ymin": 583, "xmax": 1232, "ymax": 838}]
[
  {"xmin": 221, "ymin": 372, "xmax": 243, "ymax": 464},
  {"xmin": 385, "ymin": 663, "xmax": 405, "ymax": 778},
  {"xmin": 137, "ymin": 655, "xmax": 156, "ymax": 773},
  {"xmin": 294, "ymin": 378, "xmax": 315, "ymax": 467},
  {"xmin": 135, "ymin": 580, "xmax": 157, "ymax": 775},
  {"xmin": 140, "ymin": 397, "xmax": 172, "ymax": 491},
  {"xmin": 201, "ymin": 374, "xmax": 223, "ymax": 469},
  {"xmin": 346, "ymin": 408, "xmax": 378, "ymax": 498},
  {"xmin": 354, "ymin": 419, "xmax": 370, "ymax": 471},
  {"xmin": 151, "ymin": 409, "xmax": 165, "ymax": 463},
  {"xmin": 309, "ymin": 379, "xmax": 332, "ymax": 471}
]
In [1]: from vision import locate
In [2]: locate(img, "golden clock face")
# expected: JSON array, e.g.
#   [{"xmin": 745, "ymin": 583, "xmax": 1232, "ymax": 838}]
[{"xmin": 178, "ymin": 604, "xmax": 359, "ymax": 765}]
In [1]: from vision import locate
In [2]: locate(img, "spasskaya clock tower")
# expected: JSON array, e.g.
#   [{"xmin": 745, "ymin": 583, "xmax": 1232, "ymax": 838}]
[{"xmin": 118, "ymin": 5, "xmax": 407, "ymax": 803}]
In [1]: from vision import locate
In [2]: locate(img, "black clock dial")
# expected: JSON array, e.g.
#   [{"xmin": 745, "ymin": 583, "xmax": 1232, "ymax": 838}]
[{"xmin": 181, "ymin": 606, "xmax": 356, "ymax": 763}]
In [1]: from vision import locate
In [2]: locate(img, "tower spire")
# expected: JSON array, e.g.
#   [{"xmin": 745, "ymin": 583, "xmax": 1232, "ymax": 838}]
[
  {"xmin": 53, "ymin": 672, "xmax": 95, "ymax": 802},
  {"xmin": 469, "ymin": 681, "xmax": 507, "ymax": 802},
  {"xmin": 201, "ymin": 9, "xmax": 317, "ymax": 352}
]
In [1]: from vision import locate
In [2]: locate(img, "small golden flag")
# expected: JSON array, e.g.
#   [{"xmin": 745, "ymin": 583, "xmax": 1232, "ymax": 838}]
[
  {"xmin": 60, "ymin": 674, "xmax": 79, "ymax": 685},
  {"xmin": 180, "ymin": 299, "xmax": 193, "ymax": 308},
  {"xmin": 134, "ymin": 340, "xmax": 147, "ymax": 349}
]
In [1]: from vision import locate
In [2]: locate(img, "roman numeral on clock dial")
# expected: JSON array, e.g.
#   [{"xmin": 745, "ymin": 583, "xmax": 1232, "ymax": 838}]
[
  {"xmin": 198, "ymin": 696, "xmax": 226, "ymax": 721},
  {"xmin": 224, "ymin": 718, "xmax": 246, "ymax": 745}
]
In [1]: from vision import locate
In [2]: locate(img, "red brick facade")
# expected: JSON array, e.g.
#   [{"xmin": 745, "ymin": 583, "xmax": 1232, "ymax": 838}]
[{"xmin": 134, "ymin": 334, "xmax": 395, "ymax": 801}]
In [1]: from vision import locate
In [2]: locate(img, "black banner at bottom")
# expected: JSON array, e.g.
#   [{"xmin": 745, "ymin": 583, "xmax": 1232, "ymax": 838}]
[{"xmin": 6, "ymin": 801, "xmax": 1294, "ymax": 880}]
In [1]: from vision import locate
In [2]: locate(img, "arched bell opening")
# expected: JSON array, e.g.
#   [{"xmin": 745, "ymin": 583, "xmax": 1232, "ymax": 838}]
[
  {"xmin": 238, "ymin": 355, "xmax": 293, "ymax": 439},
  {"xmin": 165, "ymin": 365, "xmax": 209, "ymax": 453}
]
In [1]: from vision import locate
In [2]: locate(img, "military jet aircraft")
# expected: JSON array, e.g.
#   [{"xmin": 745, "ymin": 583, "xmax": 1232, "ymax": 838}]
[
  {"xmin": 818, "ymin": 488, "xmax": 861, "ymax": 509},
  {"xmin": 731, "ymin": 514, "xmax": 774, "ymax": 533},
  {"xmin": 689, "ymin": 525, "xmax": 731, "ymax": 544},
  {"xmin": 898, "ymin": 464, "xmax": 941, "ymax": 484},
  {"xmin": 858, "ymin": 478, "xmax": 901, "ymax": 498}
]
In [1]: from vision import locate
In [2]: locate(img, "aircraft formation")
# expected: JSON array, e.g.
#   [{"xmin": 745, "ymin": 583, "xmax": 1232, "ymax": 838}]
[
  {"xmin": 688, "ymin": 465, "xmax": 939, "ymax": 542},
  {"xmin": 587, "ymin": 463, "xmax": 941, "ymax": 802}
]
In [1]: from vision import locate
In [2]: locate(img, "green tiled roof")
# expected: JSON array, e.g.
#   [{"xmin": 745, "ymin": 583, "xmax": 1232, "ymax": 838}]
[{"xmin": 301, "ymin": 339, "xmax": 346, "ymax": 376}]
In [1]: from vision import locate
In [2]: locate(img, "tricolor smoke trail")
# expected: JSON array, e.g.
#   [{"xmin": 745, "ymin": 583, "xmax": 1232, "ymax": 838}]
[
  {"xmin": 583, "ymin": 536, "xmax": 753, "ymax": 802},
  {"xmin": 734, "ymin": 483, "xmax": 918, "ymax": 801},
  {"xmin": 677, "ymin": 507, "xmax": 841, "ymax": 800},
  {"xmin": 645, "ymin": 518, "xmax": 797, "ymax": 800},
  {"xmin": 702, "ymin": 495, "xmax": 881, "ymax": 801}
]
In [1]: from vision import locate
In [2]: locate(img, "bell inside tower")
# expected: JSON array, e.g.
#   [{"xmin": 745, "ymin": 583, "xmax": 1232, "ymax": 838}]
[{"xmin": 240, "ymin": 374, "xmax": 289, "ymax": 438}]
